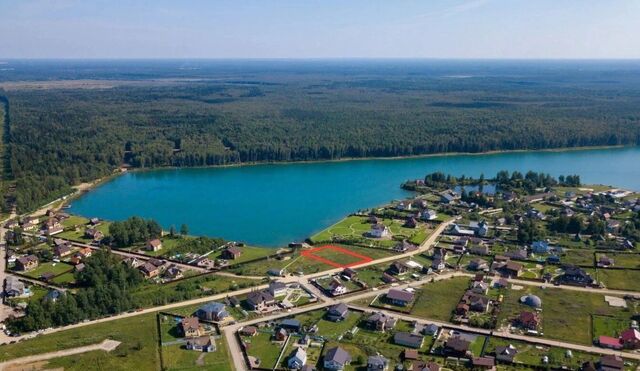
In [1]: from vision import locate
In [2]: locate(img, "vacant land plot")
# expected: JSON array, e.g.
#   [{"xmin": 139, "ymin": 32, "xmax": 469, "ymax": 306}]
[
  {"xmin": 302, "ymin": 245, "xmax": 373, "ymax": 268},
  {"xmin": 410, "ymin": 276, "xmax": 470, "ymax": 322},
  {"xmin": 0, "ymin": 314, "xmax": 160, "ymax": 370},
  {"xmin": 592, "ymin": 315, "xmax": 630, "ymax": 339},
  {"xmin": 484, "ymin": 337, "xmax": 600, "ymax": 369},
  {"xmin": 498, "ymin": 286, "xmax": 635, "ymax": 345},
  {"xmin": 596, "ymin": 269, "xmax": 640, "ymax": 291},
  {"xmin": 310, "ymin": 215, "xmax": 430, "ymax": 248},
  {"xmin": 562, "ymin": 249, "xmax": 595, "ymax": 266}
]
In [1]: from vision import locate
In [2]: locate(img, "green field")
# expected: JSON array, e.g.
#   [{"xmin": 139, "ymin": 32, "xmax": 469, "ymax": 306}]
[
  {"xmin": 309, "ymin": 215, "xmax": 431, "ymax": 248},
  {"xmin": 242, "ymin": 332, "xmax": 283, "ymax": 370},
  {"xmin": 561, "ymin": 249, "xmax": 595, "ymax": 266},
  {"xmin": 410, "ymin": 276, "xmax": 471, "ymax": 321},
  {"xmin": 20, "ymin": 261, "xmax": 74, "ymax": 280},
  {"xmin": 596, "ymin": 253, "xmax": 640, "ymax": 269},
  {"xmin": 498, "ymin": 286, "xmax": 636, "ymax": 345},
  {"xmin": 592, "ymin": 315, "xmax": 630, "ymax": 339},
  {"xmin": 229, "ymin": 244, "xmax": 394, "ymax": 276},
  {"xmin": 596, "ymin": 269, "xmax": 640, "ymax": 291},
  {"xmin": 484, "ymin": 337, "xmax": 601, "ymax": 369},
  {"xmin": 0, "ymin": 314, "xmax": 160, "ymax": 370}
]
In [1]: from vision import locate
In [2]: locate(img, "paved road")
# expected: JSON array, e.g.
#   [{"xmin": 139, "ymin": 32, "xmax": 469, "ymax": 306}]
[{"xmin": 0, "ymin": 339, "xmax": 121, "ymax": 370}]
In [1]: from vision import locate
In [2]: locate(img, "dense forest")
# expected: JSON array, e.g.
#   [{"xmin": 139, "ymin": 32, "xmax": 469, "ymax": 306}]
[
  {"xmin": 2, "ymin": 60, "xmax": 640, "ymax": 212},
  {"xmin": 8, "ymin": 251, "xmax": 143, "ymax": 332}
]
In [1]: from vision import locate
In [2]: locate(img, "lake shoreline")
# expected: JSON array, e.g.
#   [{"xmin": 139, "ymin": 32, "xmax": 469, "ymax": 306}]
[{"xmin": 115, "ymin": 144, "xmax": 630, "ymax": 176}]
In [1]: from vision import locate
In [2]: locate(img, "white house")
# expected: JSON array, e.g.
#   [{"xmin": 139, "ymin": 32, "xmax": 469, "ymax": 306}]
[
  {"xmin": 369, "ymin": 223, "xmax": 390, "ymax": 238},
  {"xmin": 287, "ymin": 347, "xmax": 307, "ymax": 369},
  {"xmin": 421, "ymin": 209, "xmax": 438, "ymax": 221}
]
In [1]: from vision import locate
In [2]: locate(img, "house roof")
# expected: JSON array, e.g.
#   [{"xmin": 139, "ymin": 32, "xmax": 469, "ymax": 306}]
[
  {"xmin": 446, "ymin": 337, "xmax": 470, "ymax": 352},
  {"xmin": 386, "ymin": 288, "xmax": 414, "ymax": 302},
  {"xmin": 148, "ymin": 239, "xmax": 162, "ymax": 247},
  {"xmin": 280, "ymin": 319, "xmax": 301, "ymax": 328},
  {"xmin": 269, "ymin": 281, "xmax": 286, "ymax": 291},
  {"xmin": 198, "ymin": 302, "xmax": 226, "ymax": 314},
  {"xmin": 225, "ymin": 246, "xmax": 242, "ymax": 254},
  {"xmin": 600, "ymin": 355, "xmax": 624, "ymax": 369},
  {"xmin": 394, "ymin": 332, "xmax": 423, "ymax": 347},
  {"xmin": 181, "ymin": 317, "xmax": 200, "ymax": 332},
  {"xmin": 621, "ymin": 328, "xmax": 640, "ymax": 342},
  {"xmin": 472, "ymin": 356, "xmax": 496, "ymax": 367},
  {"xmin": 328, "ymin": 303, "xmax": 348, "ymax": 316},
  {"xmin": 17, "ymin": 255, "xmax": 38, "ymax": 265},
  {"xmin": 599, "ymin": 336, "xmax": 622, "ymax": 347},
  {"xmin": 324, "ymin": 346, "xmax": 351, "ymax": 365},
  {"xmin": 367, "ymin": 355, "xmax": 388, "ymax": 368},
  {"xmin": 186, "ymin": 335, "xmax": 213, "ymax": 347},
  {"xmin": 247, "ymin": 290, "xmax": 274, "ymax": 305}
]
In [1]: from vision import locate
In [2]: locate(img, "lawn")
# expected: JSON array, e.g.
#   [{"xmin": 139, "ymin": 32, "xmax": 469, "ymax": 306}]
[
  {"xmin": 595, "ymin": 253, "xmax": 640, "ymax": 269},
  {"xmin": 596, "ymin": 269, "xmax": 640, "ymax": 291},
  {"xmin": 314, "ymin": 312, "xmax": 363, "ymax": 340},
  {"xmin": 20, "ymin": 261, "xmax": 74, "ymax": 279},
  {"xmin": 230, "ymin": 244, "xmax": 394, "ymax": 276},
  {"xmin": 130, "ymin": 273, "xmax": 263, "ymax": 308},
  {"xmin": 162, "ymin": 342, "xmax": 233, "ymax": 371},
  {"xmin": 57, "ymin": 219, "xmax": 111, "ymax": 243},
  {"xmin": 242, "ymin": 332, "xmax": 284, "ymax": 370},
  {"xmin": 0, "ymin": 314, "xmax": 160, "ymax": 371},
  {"xmin": 410, "ymin": 276, "xmax": 471, "ymax": 322},
  {"xmin": 561, "ymin": 249, "xmax": 595, "ymax": 267},
  {"xmin": 309, "ymin": 215, "xmax": 430, "ymax": 248},
  {"xmin": 592, "ymin": 315, "xmax": 630, "ymax": 339},
  {"xmin": 484, "ymin": 337, "xmax": 601, "ymax": 369},
  {"xmin": 497, "ymin": 286, "xmax": 636, "ymax": 345}
]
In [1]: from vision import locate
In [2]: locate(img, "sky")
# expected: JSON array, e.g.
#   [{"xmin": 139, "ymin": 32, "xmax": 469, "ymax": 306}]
[{"xmin": 1, "ymin": 0, "xmax": 639, "ymax": 59}]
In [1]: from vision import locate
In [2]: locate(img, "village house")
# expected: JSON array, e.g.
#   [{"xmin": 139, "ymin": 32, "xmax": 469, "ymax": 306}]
[
  {"xmin": 471, "ymin": 357, "xmax": 496, "ymax": 370},
  {"xmin": 367, "ymin": 355, "xmax": 389, "ymax": 371},
  {"xmin": 21, "ymin": 217, "xmax": 40, "ymax": 231},
  {"xmin": 341, "ymin": 268, "xmax": 357, "ymax": 280},
  {"xmin": 268, "ymin": 281, "xmax": 287, "ymax": 297},
  {"xmin": 431, "ymin": 256, "xmax": 446, "ymax": 271},
  {"xmin": 494, "ymin": 344, "xmax": 518, "ymax": 363},
  {"xmin": 84, "ymin": 228, "xmax": 104, "ymax": 242},
  {"xmin": 598, "ymin": 336, "xmax": 623, "ymax": 350},
  {"xmin": 288, "ymin": 348, "xmax": 307, "ymax": 369},
  {"xmin": 15, "ymin": 255, "xmax": 39, "ymax": 271},
  {"xmin": 404, "ymin": 217, "xmax": 418, "ymax": 228},
  {"xmin": 323, "ymin": 346, "xmax": 351, "ymax": 371},
  {"xmin": 439, "ymin": 190, "xmax": 460, "ymax": 204},
  {"xmin": 280, "ymin": 319, "xmax": 302, "ymax": 332},
  {"xmin": 246, "ymin": 290, "xmax": 277, "ymax": 312},
  {"xmin": 221, "ymin": 246, "xmax": 242, "ymax": 260},
  {"xmin": 196, "ymin": 302, "xmax": 229, "ymax": 322},
  {"xmin": 53, "ymin": 244, "xmax": 72, "ymax": 258},
  {"xmin": 394, "ymin": 240, "xmax": 417, "ymax": 253},
  {"xmin": 504, "ymin": 248, "xmax": 528, "ymax": 261},
  {"xmin": 163, "ymin": 265, "xmax": 184, "ymax": 280},
  {"xmin": 470, "ymin": 281, "xmax": 489, "ymax": 294},
  {"xmin": 621, "ymin": 328, "xmax": 640, "ymax": 349},
  {"xmin": 139, "ymin": 262, "xmax": 161, "ymax": 278},
  {"xmin": 365, "ymin": 312, "xmax": 397, "ymax": 332},
  {"xmin": 240, "ymin": 326, "xmax": 258, "ymax": 337},
  {"xmin": 369, "ymin": 223, "xmax": 391, "ymax": 238},
  {"xmin": 328, "ymin": 279, "xmax": 347, "ymax": 296},
  {"xmin": 412, "ymin": 198, "xmax": 428, "ymax": 209},
  {"xmin": 389, "ymin": 261, "xmax": 410, "ymax": 275},
  {"xmin": 43, "ymin": 218, "xmax": 64, "ymax": 235},
  {"xmin": 450, "ymin": 224, "xmax": 475, "ymax": 236},
  {"xmin": 78, "ymin": 247, "xmax": 92, "ymax": 258},
  {"xmin": 4, "ymin": 219, "xmax": 19, "ymax": 230},
  {"xmin": 458, "ymin": 290, "xmax": 490, "ymax": 313},
  {"xmin": 274, "ymin": 328, "xmax": 288, "ymax": 341},
  {"xmin": 185, "ymin": 335, "xmax": 215, "ymax": 352},
  {"xmin": 4, "ymin": 276, "xmax": 25, "ymax": 297},
  {"xmin": 180, "ymin": 317, "xmax": 203, "ymax": 337},
  {"xmin": 555, "ymin": 265, "xmax": 594, "ymax": 287},
  {"xmin": 469, "ymin": 221, "xmax": 489, "ymax": 237},
  {"xmin": 396, "ymin": 201, "xmax": 412, "ymax": 211},
  {"xmin": 421, "ymin": 209, "xmax": 438, "ymax": 221},
  {"xmin": 146, "ymin": 239, "xmax": 162, "ymax": 252},
  {"xmin": 597, "ymin": 255, "xmax": 614, "ymax": 268},
  {"xmin": 516, "ymin": 311, "xmax": 540, "ymax": 330},
  {"xmin": 531, "ymin": 240, "xmax": 551, "ymax": 254},
  {"xmin": 386, "ymin": 288, "xmax": 414, "ymax": 306},
  {"xmin": 468, "ymin": 258, "xmax": 489, "ymax": 271},
  {"xmin": 393, "ymin": 332, "xmax": 424, "ymax": 348},
  {"xmin": 326, "ymin": 303, "xmax": 349, "ymax": 322},
  {"xmin": 444, "ymin": 336, "xmax": 470, "ymax": 357},
  {"xmin": 412, "ymin": 360, "xmax": 441, "ymax": 371}
]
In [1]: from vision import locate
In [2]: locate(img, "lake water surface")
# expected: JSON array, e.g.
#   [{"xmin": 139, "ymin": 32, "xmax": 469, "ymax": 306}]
[{"xmin": 70, "ymin": 146, "xmax": 640, "ymax": 246}]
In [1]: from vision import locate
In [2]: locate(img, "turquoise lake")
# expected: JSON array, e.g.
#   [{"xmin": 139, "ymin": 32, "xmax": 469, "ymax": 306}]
[{"xmin": 70, "ymin": 146, "xmax": 640, "ymax": 247}]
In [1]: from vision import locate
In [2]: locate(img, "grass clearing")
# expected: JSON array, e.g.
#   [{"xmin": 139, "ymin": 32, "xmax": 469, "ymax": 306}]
[{"xmin": 410, "ymin": 276, "xmax": 470, "ymax": 322}]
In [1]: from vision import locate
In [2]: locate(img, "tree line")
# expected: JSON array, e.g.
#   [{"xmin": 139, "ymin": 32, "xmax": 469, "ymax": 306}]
[{"xmin": 3, "ymin": 70, "xmax": 639, "ymax": 212}]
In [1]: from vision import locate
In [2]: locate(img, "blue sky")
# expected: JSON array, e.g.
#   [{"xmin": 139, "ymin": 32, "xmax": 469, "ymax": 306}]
[{"xmin": 1, "ymin": 0, "xmax": 639, "ymax": 58}]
